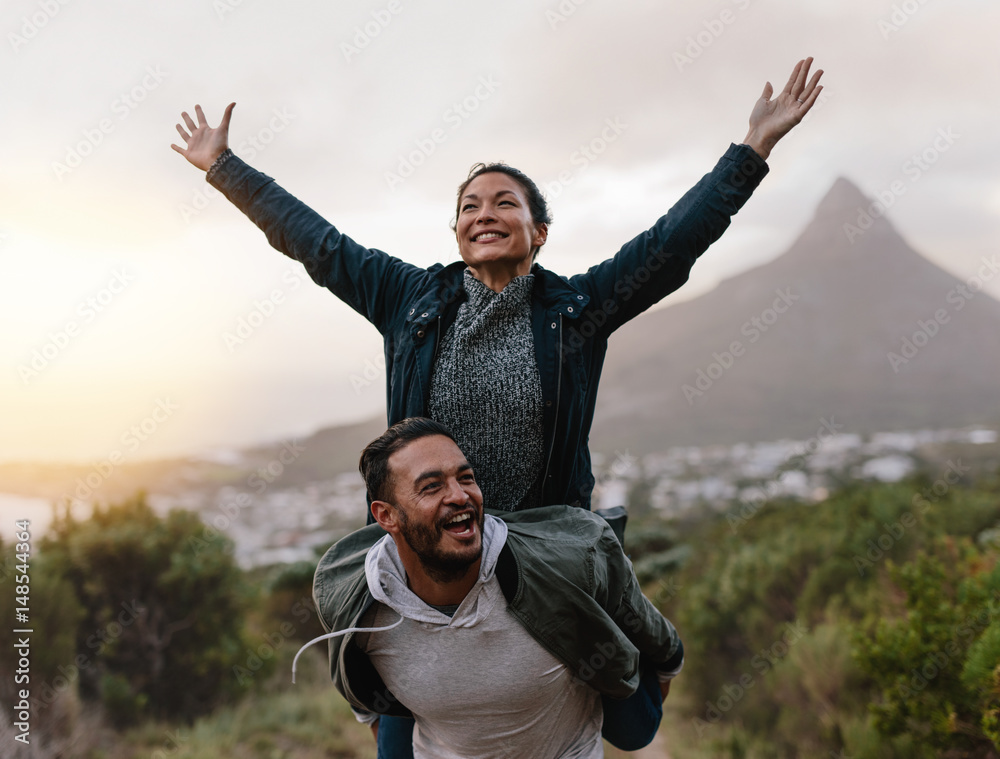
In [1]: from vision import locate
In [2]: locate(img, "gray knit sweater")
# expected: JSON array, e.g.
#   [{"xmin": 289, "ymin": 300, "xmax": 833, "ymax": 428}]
[{"xmin": 428, "ymin": 270, "xmax": 545, "ymax": 512}]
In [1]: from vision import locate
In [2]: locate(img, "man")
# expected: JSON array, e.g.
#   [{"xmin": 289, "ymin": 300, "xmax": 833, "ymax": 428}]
[{"xmin": 308, "ymin": 417, "xmax": 684, "ymax": 757}]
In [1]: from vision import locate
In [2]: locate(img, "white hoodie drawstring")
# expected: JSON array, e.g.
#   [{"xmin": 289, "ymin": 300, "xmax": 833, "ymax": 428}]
[{"xmin": 291, "ymin": 612, "xmax": 403, "ymax": 684}]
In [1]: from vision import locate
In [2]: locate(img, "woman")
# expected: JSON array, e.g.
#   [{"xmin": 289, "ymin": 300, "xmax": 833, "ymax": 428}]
[{"xmin": 172, "ymin": 57, "xmax": 823, "ymax": 755}]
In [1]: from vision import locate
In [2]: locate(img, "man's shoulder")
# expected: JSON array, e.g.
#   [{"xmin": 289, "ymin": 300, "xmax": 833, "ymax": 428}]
[
  {"xmin": 495, "ymin": 504, "xmax": 606, "ymax": 532},
  {"xmin": 494, "ymin": 506, "xmax": 615, "ymax": 564},
  {"xmin": 313, "ymin": 523, "xmax": 386, "ymax": 631},
  {"xmin": 316, "ymin": 522, "xmax": 387, "ymax": 571}
]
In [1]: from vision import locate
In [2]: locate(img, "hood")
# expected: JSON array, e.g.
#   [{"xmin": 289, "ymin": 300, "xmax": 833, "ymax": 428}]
[{"xmin": 364, "ymin": 514, "xmax": 509, "ymax": 626}]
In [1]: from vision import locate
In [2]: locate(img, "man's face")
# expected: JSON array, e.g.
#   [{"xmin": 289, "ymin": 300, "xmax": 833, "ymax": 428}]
[{"xmin": 384, "ymin": 435, "xmax": 485, "ymax": 582}]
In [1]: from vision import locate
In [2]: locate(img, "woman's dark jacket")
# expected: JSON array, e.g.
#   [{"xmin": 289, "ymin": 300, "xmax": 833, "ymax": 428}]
[{"xmin": 208, "ymin": 144, "xmax": 768, "ymax": 509}]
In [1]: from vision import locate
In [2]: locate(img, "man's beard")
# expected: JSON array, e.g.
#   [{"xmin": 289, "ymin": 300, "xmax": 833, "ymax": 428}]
[{"xmin": 396, "ymin": 507, "xmax": 484, "ymax": 584}]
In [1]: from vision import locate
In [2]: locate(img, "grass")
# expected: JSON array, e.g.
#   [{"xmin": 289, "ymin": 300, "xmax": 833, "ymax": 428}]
[{"xmin": 79, "ymin": 647, "xmax": 377, "ymax": 759}]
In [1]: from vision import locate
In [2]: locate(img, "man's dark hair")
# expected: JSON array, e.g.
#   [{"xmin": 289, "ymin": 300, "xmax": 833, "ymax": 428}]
[
  {"xmin": 451, "ymin": 162, "xmax": 553, "ymax": 260},
  {"xmin": 359, "ymin": 417, "xmax": 458, "ymax": 503}
]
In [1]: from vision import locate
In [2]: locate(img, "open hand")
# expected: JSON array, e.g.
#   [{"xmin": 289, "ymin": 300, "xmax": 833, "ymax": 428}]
[
  {"xmin": 171, "ymin": 103, "xmax": 235, "ymax": 171},
  {"xmin": 743, "ymin": 58, "xmax": 823, "ymax": 161}
]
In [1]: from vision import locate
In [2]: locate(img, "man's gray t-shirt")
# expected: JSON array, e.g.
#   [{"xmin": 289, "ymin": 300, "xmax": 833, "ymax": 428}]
[{"xmin": 356, "ymin": 518, "xmax": 604, "ymax": 758}]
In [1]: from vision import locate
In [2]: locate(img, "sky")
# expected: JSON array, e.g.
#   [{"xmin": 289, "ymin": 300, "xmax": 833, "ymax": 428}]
[{"xmin": 2, "ymin": 0, "xmax": 999, "ymax": 464}]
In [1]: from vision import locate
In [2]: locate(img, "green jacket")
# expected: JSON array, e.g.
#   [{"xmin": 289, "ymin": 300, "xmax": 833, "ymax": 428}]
[{"xmin": 312, "ymin": 505, "xmax": 683, "ymax": 716}]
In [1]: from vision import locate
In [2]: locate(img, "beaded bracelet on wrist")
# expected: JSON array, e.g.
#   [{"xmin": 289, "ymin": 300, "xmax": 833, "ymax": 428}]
[{"xmin": 206, "ymin": 148, "xmax": 235, "ymax": 182}]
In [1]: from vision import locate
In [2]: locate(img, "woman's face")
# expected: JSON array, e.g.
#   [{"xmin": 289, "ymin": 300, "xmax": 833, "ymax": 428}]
[{"xmin": 455, "ymin": 172, "xmax": 547, "ymax": 273}]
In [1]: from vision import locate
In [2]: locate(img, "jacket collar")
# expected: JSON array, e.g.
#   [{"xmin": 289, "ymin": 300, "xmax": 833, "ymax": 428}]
[
  {"xmin": 405, "ymin": 262, "xmax": 467, "ymax": 325},
  {"xmin": 530, "ymin": 263, "xmax": 589, "ymax": 318},
  {"xmin": 405, "ymin": 261, "xmax": 588, "ymax": 326}
]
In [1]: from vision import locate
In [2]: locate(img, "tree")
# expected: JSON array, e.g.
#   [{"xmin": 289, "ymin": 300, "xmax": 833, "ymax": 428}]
[{"xmin": 41, "ymin": 494, "xmax": 254, "ymax": 725}]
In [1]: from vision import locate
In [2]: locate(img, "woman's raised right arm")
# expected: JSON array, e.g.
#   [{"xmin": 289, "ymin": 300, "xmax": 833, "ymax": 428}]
[{"xmin": 171, "ymin": 103, "xmax": 426, "ymax": 332}]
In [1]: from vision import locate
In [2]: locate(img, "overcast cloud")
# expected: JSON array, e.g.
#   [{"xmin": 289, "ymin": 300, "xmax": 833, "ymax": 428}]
[{"xmin": 2, "ymin": 0, "xmax": 997, "ymax": 462}]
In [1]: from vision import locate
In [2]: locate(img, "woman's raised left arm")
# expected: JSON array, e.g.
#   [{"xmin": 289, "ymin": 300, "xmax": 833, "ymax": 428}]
[{"xmin": 569, "ymin": 58, "xmax": 824, "ymax": 333}]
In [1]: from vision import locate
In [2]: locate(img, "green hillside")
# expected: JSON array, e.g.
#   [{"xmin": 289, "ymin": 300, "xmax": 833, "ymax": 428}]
[
  {"xmin": 642, "ymin": 467, "xmax": 1000, "ymax": 757},
  {"xmin": 3, "ymin": 464, "xmax": 999, "ymax": 758}
]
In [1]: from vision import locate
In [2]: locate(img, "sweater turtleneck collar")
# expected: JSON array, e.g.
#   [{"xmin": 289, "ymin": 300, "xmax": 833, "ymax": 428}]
[{"xmin": 462, "ymin": 269, "xmax": 534, "ymax": 309}]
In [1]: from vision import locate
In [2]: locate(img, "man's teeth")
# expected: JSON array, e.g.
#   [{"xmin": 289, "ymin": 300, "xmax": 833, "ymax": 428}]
[{"xmin": 445, "ymin": 513, "xmax": 472, "ymax": 526}]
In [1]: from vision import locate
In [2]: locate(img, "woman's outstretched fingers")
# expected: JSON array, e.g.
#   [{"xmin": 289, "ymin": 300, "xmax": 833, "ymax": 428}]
[
  {"xmin": 795, "ymin": 57, "xmax": 812, "ymax": 96},
  {"xmin": 780, "ymin": 58, "xmax": 805, "ymax": 98},
  {"xmin": 743, "ymin": 58, "xmax": 824, "ymax": 160},
  {"xmin": 170, "ymin": 103, "xmax": 236, "ymax": 172},
  {"xmin": 801, "ymin": 68, "xmax": 824, "ymax": 104}
]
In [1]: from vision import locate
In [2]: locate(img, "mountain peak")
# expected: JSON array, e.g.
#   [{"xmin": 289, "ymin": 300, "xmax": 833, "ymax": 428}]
[
  {"xmin": 596, "ymin": 170, "xmax": 1000, "ymax": 452},
  {"xmin": 815, "ymin": 176, "xmax": 870, "ymax": 217},
  {"xmin": 788, "ymin": 175, "xmax": 903, "ymax": 258}
]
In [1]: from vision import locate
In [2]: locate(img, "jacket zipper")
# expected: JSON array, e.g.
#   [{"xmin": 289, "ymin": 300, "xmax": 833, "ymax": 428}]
[
  {"xmin": 541, "ymin": 314, "xmax": 562, "ymax": 497},
  {"xmin": 424, "ymin": 315, "xmax": 442, "ymax": 410},
  {"xmin": 432, "ymin": 315, "xmax": 442, "ymax": 364}
]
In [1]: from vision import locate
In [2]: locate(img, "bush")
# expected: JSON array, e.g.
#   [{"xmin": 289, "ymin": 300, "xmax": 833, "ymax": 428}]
[
  {"xmin": 40, "ymin": 493, "xmax": 256, "ymax": 724},
  {"xmin": 963, "ymin": 620, "xmax": 1000, "ymax": 749},
  {"xmin": 853, "ymin": 540, "xmax": 1000, "ymax": 753}
]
